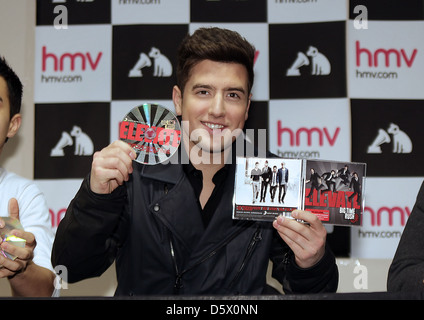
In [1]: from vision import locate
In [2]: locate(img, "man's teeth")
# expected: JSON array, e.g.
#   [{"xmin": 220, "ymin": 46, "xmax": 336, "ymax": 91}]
[{"xmin": 205, "ymin": 123, "xmax": 224, "ymax": 129}]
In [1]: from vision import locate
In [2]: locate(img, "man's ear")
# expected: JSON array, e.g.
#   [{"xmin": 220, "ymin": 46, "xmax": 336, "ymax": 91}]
[
  {"xmin": 172, "ymin": 85, "xmax": 182, "ymax": 116},
  {"xmin": 7, "ymin": 113, "xmax": 22, "ymax": 139}
]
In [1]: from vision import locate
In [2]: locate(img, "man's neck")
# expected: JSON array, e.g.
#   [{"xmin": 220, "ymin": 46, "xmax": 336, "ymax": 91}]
[
  {"xmin": 182, "ymin": 138, "xmax": 231, "ymax": 176},
  {"xmin": 185, "ymin": 144, "xmax": 229, "ymax": 210},
  {"xmin": 190, "ymin": 148, "xmax": 228, "ymax": 177}
]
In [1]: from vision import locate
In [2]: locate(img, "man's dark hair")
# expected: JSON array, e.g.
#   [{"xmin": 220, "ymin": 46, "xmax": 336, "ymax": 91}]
[
  {"xmin": 176, "ymin": 27, "xmax": 256, "ymax": 95},
  {"xmin": 0, "ymin": 56, "xmax": 23, "ymax": 119}
]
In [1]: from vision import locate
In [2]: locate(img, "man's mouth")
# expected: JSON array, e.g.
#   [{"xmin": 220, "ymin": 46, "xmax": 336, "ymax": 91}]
[{"xmin": 203, "ymin": 122, "xmax": 225, "ymax": 130}]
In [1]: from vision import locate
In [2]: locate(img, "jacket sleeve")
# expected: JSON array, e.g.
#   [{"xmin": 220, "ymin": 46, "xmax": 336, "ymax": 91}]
[
  {"xmin": 270, "ymin": 232, "xmax": 339, "ymax": 294},
  {"xmin": 51, "ymin": 175, "xmax": 128, "ymax": 283},
  {"xmin": 387, "ymin": 181, "xmax": 424, "ymax": 292}
]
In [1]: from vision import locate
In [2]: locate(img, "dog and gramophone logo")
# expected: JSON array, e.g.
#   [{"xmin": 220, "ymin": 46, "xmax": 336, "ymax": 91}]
[
  {"xmin": 112, "ymin": 24, "xmax": 187, "ymax": 100},
  {"xmin": 269, "ymin": 21, "xmax": 347, "ymax": 99},
  {"xmin": 351, "ymin": 99, "xmax": 423, "ymax": 177},
  {"xmin": 34, "ymin": 102, "xmax": 110, "ymax": 179}
]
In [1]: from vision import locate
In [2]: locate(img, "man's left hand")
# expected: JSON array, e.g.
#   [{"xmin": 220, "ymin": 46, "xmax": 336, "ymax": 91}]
[{"xmin": 273, "ymin": 210, "xmax": 326, "ymax": 269}]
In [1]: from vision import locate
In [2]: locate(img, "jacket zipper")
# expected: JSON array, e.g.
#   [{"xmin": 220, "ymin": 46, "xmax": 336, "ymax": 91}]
[
  {"xmin": 169, "ymin": 226, "xmax": 250, "ymax": 294},
  {"xmin": 227, "ymin": 227, "xmax": 262, "ymax": 291},
  {"xmin": 169, "ymin": 238, "xmax": 181, "ymax": 294}
]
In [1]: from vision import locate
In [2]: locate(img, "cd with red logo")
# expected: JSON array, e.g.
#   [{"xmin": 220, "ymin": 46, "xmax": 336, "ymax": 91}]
[{"xmin": 119, "ymin": 103, "xmax": 181, "ymax": 165}]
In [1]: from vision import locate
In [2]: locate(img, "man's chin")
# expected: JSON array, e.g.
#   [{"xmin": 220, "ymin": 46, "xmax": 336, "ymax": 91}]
[
  {"xmin": 196, "ymin": 142, "xmax": 230, "ymax": 154},
  {"xmin": 187, "ymin": 139, "xmax": 234, "ymax": 164}
]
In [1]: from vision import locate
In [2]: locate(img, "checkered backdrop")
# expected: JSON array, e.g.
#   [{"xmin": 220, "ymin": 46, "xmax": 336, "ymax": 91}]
[{"xmin": 34, "ymin": 0, "xmax": 424, "ymax": 259}]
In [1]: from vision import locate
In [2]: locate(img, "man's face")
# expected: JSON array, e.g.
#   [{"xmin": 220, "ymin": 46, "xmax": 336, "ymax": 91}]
[
  {"xmin": 173, "ymin": 59, "xmax": 251, "ymax": 157},
  {"xmin": 0, "ymin": 77, "xmax": 20, "ymax": 155}
]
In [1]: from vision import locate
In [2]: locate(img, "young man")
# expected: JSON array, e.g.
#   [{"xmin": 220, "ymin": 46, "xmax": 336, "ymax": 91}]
[
  {"xmin": 320, "ymin": 170, "xmax": 337, "ymax": 194},
  {"xmin": 52, "ymin": 27, "xmax": 338, "ymax": 295},
  {"xmin": 269, "ymin": 165, "xmax": 278, "ymax": 202},
  {"xmin": 277, "ymin": 162, "xmax": 289, "ymax": 204},
  {"xmin": 250, "ymin": 161, "xmax": 261, "ymax": 203},
  {"xmin": 0, "ymin": 56, "xmax": 56, "ymax": 296},
  {"xmin": 260, "ymin": 160, "xmax": 271, "ymax": 202}
]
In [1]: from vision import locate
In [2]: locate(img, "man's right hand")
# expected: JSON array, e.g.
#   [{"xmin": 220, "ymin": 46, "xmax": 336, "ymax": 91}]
[{"xmin": 90, "ymin": 140, "xmax": 136, "ymax": 194}]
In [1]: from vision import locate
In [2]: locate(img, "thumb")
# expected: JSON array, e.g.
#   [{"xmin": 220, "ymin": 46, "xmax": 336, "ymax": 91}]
[{"xmin": 8, "ymin": 198, "xmax": 20, "ymax": 221}]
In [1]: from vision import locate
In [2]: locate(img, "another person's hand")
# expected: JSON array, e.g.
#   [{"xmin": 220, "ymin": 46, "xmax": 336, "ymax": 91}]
[
  {"xmin": 273, "ymin": 210, "xmax": 326, "ymax": 269},
  {"xmin": 0, "ymin": 198, "xmax": 35, "ymax": 278}
]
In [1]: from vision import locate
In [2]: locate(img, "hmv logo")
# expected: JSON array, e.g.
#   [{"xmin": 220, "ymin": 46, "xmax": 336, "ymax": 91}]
[
  {"xmin": 42, "ymin": 46, "xmax": 102, "ymax": 72},
  {"xmin": 277, "ymin": 121, "xmax": 340, "ymax": 147},
  {"xmin": 356, "ymin": 41, "xmax": 418, "ymax": 68},
  {"xmin": 364, "ymin": 206, "xmax": 411, "ymax": 227}
]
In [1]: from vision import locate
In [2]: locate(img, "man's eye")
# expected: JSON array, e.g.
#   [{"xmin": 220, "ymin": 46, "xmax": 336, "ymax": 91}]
[{"xmin": 228, "ymin": 92, "xmax": 240, "ymax": 98}]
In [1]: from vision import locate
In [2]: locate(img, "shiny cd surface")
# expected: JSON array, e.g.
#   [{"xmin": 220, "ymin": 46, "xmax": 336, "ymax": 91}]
[{"xmin": 119, "ymin": 103, "xmax": 181, "ymax": 165}]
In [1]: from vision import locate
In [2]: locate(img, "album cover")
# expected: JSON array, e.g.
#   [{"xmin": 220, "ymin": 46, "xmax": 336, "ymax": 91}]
[
  {"xmin": 304, "ymin": 159, "xmax": 366, "ymax": 226},
  {"xmin": 233, "ymin": 157, "xmax": 303, "ymax": 222},
  {"xmin": 233, "ymin": 157, "xmax": 366, "ymax": 226}
]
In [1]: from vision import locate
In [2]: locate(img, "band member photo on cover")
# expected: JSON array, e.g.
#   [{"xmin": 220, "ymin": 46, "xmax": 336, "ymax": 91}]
[{"xmin": 234, "ymin": 157, "xmax": 303, "ymax": 221}]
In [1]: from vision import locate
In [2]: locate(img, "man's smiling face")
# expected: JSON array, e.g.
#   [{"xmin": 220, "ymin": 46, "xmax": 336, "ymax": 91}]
[{"xmin": 173, "ymin": 59, "xmax": 251, "ymax": 157}]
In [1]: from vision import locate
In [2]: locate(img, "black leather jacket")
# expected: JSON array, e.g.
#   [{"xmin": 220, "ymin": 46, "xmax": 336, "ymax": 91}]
[{"xmin": 52, "ymin": 152, "xmax": 338, "ymax": 296}]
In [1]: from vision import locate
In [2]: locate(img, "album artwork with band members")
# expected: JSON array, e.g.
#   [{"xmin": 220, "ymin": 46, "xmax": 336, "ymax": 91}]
[{"xmin": 233, "ymin": 157, "xmax": 366, "ymax": 226}]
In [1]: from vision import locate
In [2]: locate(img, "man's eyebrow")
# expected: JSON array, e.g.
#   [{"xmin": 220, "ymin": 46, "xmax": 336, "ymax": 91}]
[
  {"xmin": 192, "ymin": 84, "xmax": 214, "ymax": 90},
  {"xmin": 192, "ymin": 84, "xmax": 246, "ymax": 93},
  {"xmin": 227, "ymin": 87, "xmax": 246, "ymax": 94}
]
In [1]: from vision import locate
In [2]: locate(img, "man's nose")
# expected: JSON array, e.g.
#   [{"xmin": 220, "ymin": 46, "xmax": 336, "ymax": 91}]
[{"xmin": 208, "ymin": 95, "xmax": 226, "ymax": 117}]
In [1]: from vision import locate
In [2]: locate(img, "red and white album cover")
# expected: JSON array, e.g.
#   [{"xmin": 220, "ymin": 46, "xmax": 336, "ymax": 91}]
[{"xmin": 304, "ymin": 159, "xmax": 366, "ymax": 226}]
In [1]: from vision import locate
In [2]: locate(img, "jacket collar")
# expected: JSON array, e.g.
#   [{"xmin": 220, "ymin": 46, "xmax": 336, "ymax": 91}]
[
  {"xmin": 135, "ymin": 136, "xmax": 263, "ymax": 255},
  {"xmin": 137, "ymin": 147, "xmax": 184, "ymax": 184},
  {"xmin": 137, "ymin": 133, "xmax": 245, "ymax": 184}
]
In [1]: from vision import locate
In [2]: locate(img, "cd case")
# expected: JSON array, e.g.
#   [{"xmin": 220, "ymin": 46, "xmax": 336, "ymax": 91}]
[
  {"xmin": 233, "ymin": 157, "xmax": 366, "ymax": 226},
  {"xmin": 0, "ymin": 217, "xmax": 26, "ymax": 260}
]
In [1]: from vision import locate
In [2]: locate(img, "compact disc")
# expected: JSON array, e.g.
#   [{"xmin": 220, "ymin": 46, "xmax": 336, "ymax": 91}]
[{"xmin": 119, "ymin": 103, "xmax": 181, "ymax": 165}]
